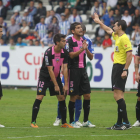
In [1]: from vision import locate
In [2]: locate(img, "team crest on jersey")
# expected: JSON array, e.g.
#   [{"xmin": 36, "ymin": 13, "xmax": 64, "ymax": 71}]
[
  {"xmin": 70, "ymin": 88, "xmax": 73, "ymax": 93},
  {"xmin": 38, "ymin": 88, "xmax": 42, "ymax": 92},
  {"xmin": 56, "ymin": 58, "xmax": 59, "ymax": 63},
  {"xmin": 115, "ymin": 46, "xmax": 119, "ymax": 52}
]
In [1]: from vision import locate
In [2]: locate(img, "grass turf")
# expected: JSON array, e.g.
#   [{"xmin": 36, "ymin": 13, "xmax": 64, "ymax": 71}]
[{"xmin": 0, "ymin": 89, "xmax": 140, "ymax": 140}]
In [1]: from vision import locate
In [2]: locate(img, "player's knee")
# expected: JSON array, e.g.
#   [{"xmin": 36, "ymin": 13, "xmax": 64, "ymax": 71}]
[
  {"xmin": 138, "ymin": 97, "xmax": 140, "ymax": 101},
  {"xmin": 57, "ymin": 95, "xmax": 65, "ymax": 101},
  {"xmin": 77, "ymin": 95, "xmax": 81, "ymax": 100},
  {"xmin": 36, "ymin": 95, "xmax": 44, "ymax": 101},
  {"xmin": 83, "ymin": 94, "xmax": 90, "ymax": 100},
  {"xmin": 70, "ymin": 95, "xmax": 77, "ymax": 102}
]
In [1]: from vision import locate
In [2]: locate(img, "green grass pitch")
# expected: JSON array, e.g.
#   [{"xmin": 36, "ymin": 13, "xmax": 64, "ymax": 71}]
[{"xmin": 0, "ymin": 89, "xmax": 140, "ymax": 140}]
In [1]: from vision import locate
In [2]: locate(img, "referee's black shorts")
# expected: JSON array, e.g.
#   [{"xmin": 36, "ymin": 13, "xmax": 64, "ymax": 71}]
[
  {"xmin": 137, "ymin": 82, "xmax": 140, "ymax": 97},
  {"xmin": 111, "ymin": 64, "xmax": 128, "ymax": 92}
]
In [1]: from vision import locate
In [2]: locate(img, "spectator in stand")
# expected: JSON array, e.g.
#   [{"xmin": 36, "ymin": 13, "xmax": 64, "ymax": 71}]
[
  {"xmin": 75, "ymin": 0, "xmax": 89, "ymax": 14},
  {"xmin": 18, "ymin": 21, "xmax": 29, "ymax": 39},
  {"xmin": 102, "ymin": 2, "xmax": 108, "ymax": 15},
  {"xmin": 28, "ymin": 0, "xmax": 37, "ymax": 17},
  {"xmin": 102, "ymin": 33, "xmax": 112, "ymax": 49},
  {"xmin": 114, "ymin": 4, "xmax": 125, "ymax": 15},
  {"xmin": 16, "ymin": 36, "xmax": 27, "ymax": 46},
  {"xmin": 8, "ymin": 37, "xmax": 15, "ymax": 47},
  {"xmin": 64, "ymin": 8, "xmax": 71, "ymax": 20},
  {"xmin": 2, "ymin": 0, "xmax": 11, "ymax": 10},
  {"xmin": 131, "ymin": 24, "xmax": 140, "ymax": 47},
  {"xmin": 97, "ymin": 41, "xmax": 102, "ymax": 47},
  {"xmin": 121, "ymin": 10, "xmax": 132, "ymax": 34},
  {"xmin": 132, "ymin": 9, "xmax": 140, "ymax": 28},
  {"xmin": 68, "ymin": 8, "xmax": 82, "ymax": 24},
  {"xmin": 107, "ymin": 0, "xmax": 117, "ymax": 9},
  {"xmin": 114, "ymin": 9, "xmax": 122, "ymax": 23},
  {"xmin": 48, "ymin": 16, "xmax": 59, "ymax": 36},
  {"xmin": 0, "ymin": 16, "xmax": 7, "ymax": 43},
  {"xmin": 45, "ymin": 11, "xmax": 51, "ymax": 24},
  {"xmin": 101, "ymin": 9, "xmax": 114, "ymax": 27},
  {"xmin": 125, "ymin": 0, "xmax": 136, "ymax": 17},
  {"xmin": 40, "ymin": 30, "xmax": 54, "ymax": 47},
  {"xmin": 0, "ymin": 0, "xmax": 7, "ymax": 19},
  {"xmin": 49, "ymin": 10, "xmax": 62, "ymax": 23},
  {"xmin": 34, "ymin": 1, "xmax": 46, "ymax": 25},
  {"xmin": 93, "ymin": 36, "xmax": 103, "ymax": 46},
  {"xmin": 56, "ymin": 1, "xmax": 65, "ymax": 14},
  {"xmin": 137, "ymin": 1, "xmax": 140, "ymax": 12},
  {"xmin": 132, "ymin": 0, "xmax": 139, "ymax": 7},
  {"xmin": 7, "ymin": 18, "xmax": 20, "ymax": 42},
  {"xmin": 22, "ymin": 9, "xmax": 33, "ymax": 28},
  {"xmin": 67, "ymin": 0, "xmax": 76, "ymax": 8},
  {"xmin": 59, "ymin": 13, "xmax": 70, "ymax": 35},
  {"xmin": 95, "ymin": 26, "xmax": 105, "ymax": 43},
  {"xmin": 11, "ymin": 10, "xmax": 22, "ymax": 26},
  {"xmin": 26, "ymin": 30, "xmax": 36, "ymax": 40},
  {"xmin": 117, "ymin": 0, "xmax": 128, "ymax": 7},
  {"xmin": 34, "ymin": 39, "xmax": 40, "ymax": 46},
  {"xmin": 0, "ymin": 38, "xmax": 6, "ymax": 45},
  {"xmin": 28, "ymin": 39, "xmax": 34, "ymax": 46},
  {"xmin": 34, "ymin": 16, "xmax": 48, "ymax": 40},
  {"xmin": 89, "ymin": 1, "xmax": 102, "ymax": 24}
]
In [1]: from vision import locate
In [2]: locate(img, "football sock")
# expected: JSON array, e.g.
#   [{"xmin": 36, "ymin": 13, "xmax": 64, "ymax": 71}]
[
  {"xmin": 68, "ymin": 101, "xmax": 75, "ymax": 123},
  {"xmin": 59, "ymin": 100, "xmax": 67, "ymax": 124},
  {"xmin": 57, "ymin": 101, "xmax": 61, "ymax": 119},
  {"xmin": 75, "ymin": 99, "xmax": 82, "ymax": 122},
  {"xmin": 117, "ymin": 98, "xmax": 129, "ymax": 124},
  {"xmin": 83, "ymin": 100, "xmax": 90, "ymax": 122},
  {"xmin": 117, "ymin": 99, "xmax": 123, "ymax": 125},
  {"xmin": 136, "ymin": 100, "xmax": 140, "ymax": 121},
  {"xmin": 31, "ymin": 99, "xmax": 42, "ymax": 123}
]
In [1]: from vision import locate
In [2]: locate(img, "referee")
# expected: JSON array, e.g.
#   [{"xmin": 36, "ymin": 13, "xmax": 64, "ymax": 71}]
[
  {"xmin": 93, "ymin": 13, "xmax": 132, "ymax": 130},
  {"xmin": 0, "ymin": 27, "xmax": 5, "ymax": 127}
]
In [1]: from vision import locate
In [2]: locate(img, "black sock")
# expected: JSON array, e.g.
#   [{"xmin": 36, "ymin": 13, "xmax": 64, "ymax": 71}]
[
  {"xmin": 136, "ymin": 100, "xmax": 140, "ymax": 121},
  {"xmin": 31, "ymin": 99, "xmax": 42, "ymax": 123},
  {"xmin": 59, "ymin": 100, "xmax": 67, "ymax": 124},
  {"xmin": 68, "ymin": 101, "xmax": 75, "ymax": 123},
  {"xmin": 117, "ymin": 98, "xmax": 129, "ymax": 124},
  {"xmin": 83, "ymin": 100, "xmax": 90, "ymax": 122},
  {"xmin": 117, "ymin": 99, "xmax": 123, "ymax": 125}
]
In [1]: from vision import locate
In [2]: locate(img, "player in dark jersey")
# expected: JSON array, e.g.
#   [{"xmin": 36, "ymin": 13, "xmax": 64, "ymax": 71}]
[
  {"xmin": 0, "ymin": 26, "xmax": 5, "ymax": 128},
  {"xmin": 30, "ymin": 33, "xmax": 73, "ymax": 128},
  {"xmin": 66, "ymin": 22, "xmax": 95, "ymax": 128},
  {"xmin": 133, "ymin": 44, "xmax": 140, "ymax": 127}
]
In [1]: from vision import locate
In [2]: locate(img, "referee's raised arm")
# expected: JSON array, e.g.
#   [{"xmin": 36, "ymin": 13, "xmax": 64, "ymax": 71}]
[{"xmin": 93, "ymin": 13, "xmax": 113, "ymax": 35}]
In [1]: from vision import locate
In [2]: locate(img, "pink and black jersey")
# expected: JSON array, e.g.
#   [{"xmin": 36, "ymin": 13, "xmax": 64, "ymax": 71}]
[
  {"xmin": 39, "ymin": 46, "xmax": 68, "ymax": 79},
  {"xmin": 66, "ymin": 36, "xmax": 86, "ymax": 69}
]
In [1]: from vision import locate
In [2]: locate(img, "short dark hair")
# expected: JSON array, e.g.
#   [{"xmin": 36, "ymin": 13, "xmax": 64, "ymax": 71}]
[
  {"xmin": 115, "ymin": 20, "xmax": 127, "ymax": 32},
  {"xmin": 70, "ymin": 22, "xmax": 81, "ymax": 31},
  {"xmin": 53, "ymin": 33, "xmax": 66, "ymax": 45},
  {"xmin": 48, "ymin": 30, "xmax": 53, "ymax": 34},
  {"xmin": 38, "ymin": 1, "xmax": 43, "ymax": 5},
  {"xmin": 81, "ymin": 23, "xmax": 86, "ymax": 31}
]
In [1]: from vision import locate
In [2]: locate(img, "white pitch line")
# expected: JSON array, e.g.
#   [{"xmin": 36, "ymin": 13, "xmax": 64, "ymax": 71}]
[{"xmin": 7, "ymin": 134, "xmax": 140, "ymax": 139}]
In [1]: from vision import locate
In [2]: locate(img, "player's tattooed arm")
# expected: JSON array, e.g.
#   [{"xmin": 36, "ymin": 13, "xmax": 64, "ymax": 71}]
[{"xmin": 135, "ymin": 56, "xmax": 140, "ymax": 83}]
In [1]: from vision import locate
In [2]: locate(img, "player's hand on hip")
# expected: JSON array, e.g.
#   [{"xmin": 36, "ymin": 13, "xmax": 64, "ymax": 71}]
[
  {"xmin": 63, "ymin": 85, "xmax": 68, "ymax": 95},
  {"xmin": 55, "ymin": 85, "xmax": 61, "ymax": 95},
  {"xmin": 121, "ymin": 71, "xmax": 127, "ymax": 79},
  {"xmin": 93, "ymin": 13, "xmax": 100, "ymax": 23},
  {"xmin": 135, "ymin": 73, "xmax": 140, "ymax": 83}
]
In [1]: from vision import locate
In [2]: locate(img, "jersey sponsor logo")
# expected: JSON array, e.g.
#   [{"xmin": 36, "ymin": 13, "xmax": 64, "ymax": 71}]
[
  {"xmin": 45, "ymin": 56, "xmax": 48, "ymax": 62},
  {"xmin": 66, "ymin": 43, "xmax": 69, "ymax": 51},
  {"xmin": 56, "ymin": 58, "xmax": 59, "ymax": 63},
  {"xmin": 80, "ymin": 46, "xmax": 82, "ymax": 49},
  {"xmin": 38, "ymin": 88, "xmax": 42, "ymax": 92},
  {"xmin": 124, "ymin": 44, "xmax": 128, "ymax": 48},
  {"xmin": 70, "ymin": 87, "xmax": 73, "ymax": 92}
]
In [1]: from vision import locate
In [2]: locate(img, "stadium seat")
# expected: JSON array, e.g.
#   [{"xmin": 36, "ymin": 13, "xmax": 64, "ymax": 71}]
[
  {"xmin": 46, "ymin": 5, "xmax": 52, "ymax": 11},
  {"xmin": 126, "ymin": 34, "xmax": 130, "ymax": 39},
  {"xmin": 90, "ymin": 34, "xmax": 95, "ymax": 40},
  {"xmin": 85, "ymin": 24, "xmax": 93, "ymax": 32},
  {"xmin": 81, "ymin": 14, "xmax": 87, "ymax": 22},
  {"xmin": 53, "ymin": 5, "xmax": 59, "ymax": 12},
  {"xmin": 13, "ymin": 5, "xmax": 21, "ymax": 12},
  {"xmin": 92, "ymin": 24, "xmax": 100, "ymax": 33}
]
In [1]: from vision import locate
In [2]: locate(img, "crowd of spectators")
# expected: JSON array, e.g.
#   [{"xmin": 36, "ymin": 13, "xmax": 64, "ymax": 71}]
[{"xmin": 0, "ymin": 0, "xmax": 140, "ymax": 49}]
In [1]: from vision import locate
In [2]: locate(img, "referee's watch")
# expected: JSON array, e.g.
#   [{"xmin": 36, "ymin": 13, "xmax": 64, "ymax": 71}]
[{"xmin": 123, "ymin": 68, "xmax": 128, "ymax": 72}]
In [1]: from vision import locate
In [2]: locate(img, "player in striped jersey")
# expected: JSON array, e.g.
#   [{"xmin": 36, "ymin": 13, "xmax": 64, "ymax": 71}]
[
  {"xmin": 34, "ymin": 16, "xmax": 48, "ymax": 40},
  {"xmin": 59, "ymin": 13, "xmax": 70, "ymax": 35},
  {"xmin": 53, "ymin": 23, "xmax": 94, "ymax": 127}
]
